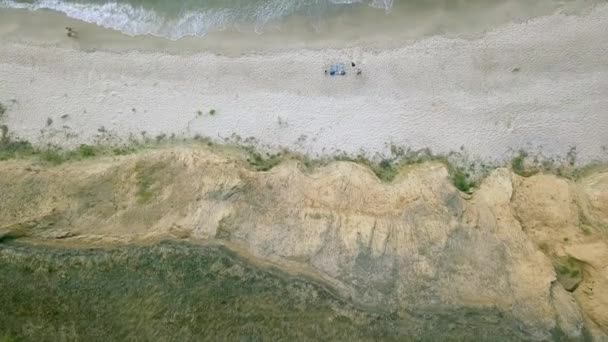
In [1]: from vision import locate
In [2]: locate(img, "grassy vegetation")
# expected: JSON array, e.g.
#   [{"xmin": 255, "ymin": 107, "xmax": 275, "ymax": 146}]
[
  {"xmin": 510, "ymin": 147, "xmax": 590, "ymax": 179},
  {"xmin": 554, "ymin": 256, "xmax": 583, "ymax": 291},
  {"xmin": 134, "ymin": 160, "xmax": 165, "ymax": 204},
  {"xmin": 0, "ymin": 126, "xmax": 604, "ymax": 194},
  {"xmin": 0, "ymin": 241, "xmax": 539, "ymax": 341},
  {"xmin": 241, "ymin": 145, "xmax": 481, "ymax": 190},
  {"xmin": 0, "ymin": 242, "xmax": 402, "ymax": 341},
  {"xmin": 331, "ymin": 154, "xmax": 401, "ymax": 182},
  {"xmin": 33, "ymin": 144, "xmax": 101, "ymax": 165},
  {"xmin": 511, "ymin": 151, "xmax": 526, "ymax": 175},
  {"xmin": 449, "ymin": 167, "xmax": 475, "ymax": 193},
  {"xmin": 78, "ymin": 144, "xmax": 96, "ymax": 157},
  {"xmin": 39, "ymin": 147, "xmax": 65, "ymax": 165},
  {"xmin": 246, "ymin": 150, "xmax": 283, "ymax": 172},
  {"xmin": 0, "ymin": 125, "xmax": 35, "ymax": 161},
  {"xmin": 510, "ymin": 150, "xmax": 539, "ymax": 177},
  {"xmin": 1, "ymin": 125, "xmax": 141, "ymax": 164}
]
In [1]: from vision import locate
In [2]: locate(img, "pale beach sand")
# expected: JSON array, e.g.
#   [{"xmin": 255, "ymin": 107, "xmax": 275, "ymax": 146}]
[{"xmin": 0, "ymin": 5, "xmax": 607, "ymax": 163}]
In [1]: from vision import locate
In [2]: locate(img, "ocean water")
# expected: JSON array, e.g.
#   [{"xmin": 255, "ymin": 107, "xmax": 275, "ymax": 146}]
[{"xmin": 0, "ymin": 0, "xmax": 602, "ymax": 40}]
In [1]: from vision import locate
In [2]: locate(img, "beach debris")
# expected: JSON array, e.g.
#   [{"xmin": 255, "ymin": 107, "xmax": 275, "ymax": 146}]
[
  {"xmin": 65, "ymin": 27, "xmax": 78, "ymax": 38},
  {"xmin": 325, "ymin": 62, "xmax": 361, "ymax": 76}
]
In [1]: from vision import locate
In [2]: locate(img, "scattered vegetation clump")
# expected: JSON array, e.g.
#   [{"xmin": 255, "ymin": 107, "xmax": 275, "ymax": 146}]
[
  {"xmin": 511, "ymin": 150, "xmax": 538, "ymax": 177},
  {"xmin": 511, "ymin": 151, "xmax": 526, "ymax": 174},
  {"xmin": 155, "ymin": 133, "xmax": 167, "ymax": 143},
  {"xmin": 509, "ymin": 147, "xmax": 589, "ymax": 179},
  {"xmin": 209, "ymin": 109, "xmax": 216, "ymax": 116},
  {"xmin": 0, "ymin": 125, "xmax": 34, "ymax": 161},
  {"xmin": 46, "ymin": 117, "xmax": 53, "ymax": 126},
  {"xmin": 375, "ymin": 159, "xmax": 399, "ymax": 182},
  {"xmin": 0, "ymin": 102, "xmax": 6, "ymax": 118},
  {"xmin": 38, "ymin": 146, "xmax": 66, "ymax": 165},
  {"xmin": 134, "ymin": 161, "xmax": 164, "ymax": 204},
  {"xmin": 246, "ymin": 150, "xmax": 283, "ymax": 171},
  {"xmin": 554, "ymin": 256, "xmax": 583, "ymax": 292},
  {"xmin": 112, "ymin": 146, "xmax": 137, "ymax": 156},
  {"xmin": 78, "ymin": 144, "xmax": 96, "ymax": 158},
  {"xmin": 332, "ymin": 154, "xmax": 400, "ymax": 182},
  {"xmin": 449, "ymin": 167, "xmax": 475, "ymax": 193}
]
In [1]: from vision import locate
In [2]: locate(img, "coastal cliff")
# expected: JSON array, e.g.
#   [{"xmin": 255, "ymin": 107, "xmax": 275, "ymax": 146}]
[{"xmin": 1, "ymin": 147, "xmax": 606, "ymax": 340}]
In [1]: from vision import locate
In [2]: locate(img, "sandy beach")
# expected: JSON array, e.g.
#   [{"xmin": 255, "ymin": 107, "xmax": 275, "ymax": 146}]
[{"xmin": 1, "ymin": 4, "xmax": 607, "ymax": 163}]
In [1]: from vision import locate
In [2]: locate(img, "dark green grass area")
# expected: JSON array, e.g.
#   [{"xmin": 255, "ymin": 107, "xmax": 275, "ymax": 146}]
[
  {"xmin": 0, "ymin": 242, "xmax": 405, "ymax": 341},
  {"xmin": 0, "ymin": 242, "xmax": 574, "ymax": 341}
]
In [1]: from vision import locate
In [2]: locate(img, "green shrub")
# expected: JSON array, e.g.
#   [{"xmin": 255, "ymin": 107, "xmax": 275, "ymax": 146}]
[
  {"xmin": 39, "ymin": 148, "xmax": 65, "ymax": 165},
  {"xmin": 511, "ymin": 151, "xmax": 539, "ymax": 177},
  {"xmin": 0, "ymin": 102, "xmax": 6, "ymax": 118},
  {"xmin": 511, "ymin": 151, "xmax": 527, "ymax": 175},
  {"xmin": 553, "ymin": 256, "xmax": 583, "ymax": 292},
  {"xmin": 450, "ymin": 168, "xmax": 474, "ymax": 193},
  {"xmin": 78, "ymin": 144, "xmax": 96, "ymax": 158},
  {"xmin": 0, "ymin": 126, "xmax": 34, "ymax": 160},
  {"xmin": 113, "ymin": 147, "xmax": 136, "ymax": 156},
  {"xmin": 247, "ymin": 151, "xmax": 282, "ymax": 171},
  {"xmin": 0, "ymin": 140, "xmax": 34, "ymax": 161},
  {"xmin": 371, "ymin": 159, "xmax": 399, "ymax": 182}
]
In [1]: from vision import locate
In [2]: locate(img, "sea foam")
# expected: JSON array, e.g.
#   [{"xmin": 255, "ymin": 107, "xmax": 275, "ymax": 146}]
[{"xmin": 0, "ymin": 0, "xmax": 393, "ymax": 40}]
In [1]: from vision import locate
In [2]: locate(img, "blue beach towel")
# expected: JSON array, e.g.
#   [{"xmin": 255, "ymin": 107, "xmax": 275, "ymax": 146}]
[{"xmin": 328, "ymin": 63, "xmax": 346, "ymax": 76}]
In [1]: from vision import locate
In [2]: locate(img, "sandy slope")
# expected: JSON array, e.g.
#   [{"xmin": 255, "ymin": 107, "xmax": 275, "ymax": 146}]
[{"xmin": 1, "ymin": 5, "xmax": 607, "ymax": 163}]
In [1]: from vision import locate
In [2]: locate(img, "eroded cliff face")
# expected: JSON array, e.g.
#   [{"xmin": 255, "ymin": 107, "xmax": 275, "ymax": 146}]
[{"xmin": 1, "ymin": 146, "xmax": 607, "ymax": 340}]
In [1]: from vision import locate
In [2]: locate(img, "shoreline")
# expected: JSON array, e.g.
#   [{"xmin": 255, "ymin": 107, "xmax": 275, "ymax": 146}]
[
  {"xmin": 1, "ymin": 1, "xmax": 598, "ymax": 52},
  {"xmin": 1, "ymin": 5, "xmax": 608, "ymax": 164}
]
